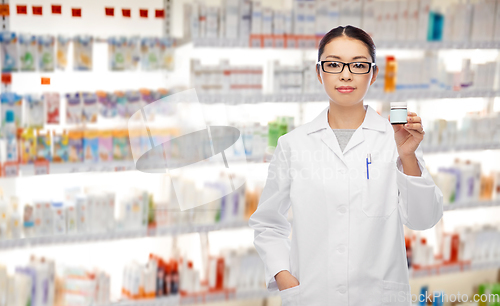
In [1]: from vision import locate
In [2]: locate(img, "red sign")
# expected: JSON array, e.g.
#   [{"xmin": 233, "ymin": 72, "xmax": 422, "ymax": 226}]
[
  {"xmin": 41, "ymin": 77, "xmax": 50, "ymax": 85},
  {"xmin": 105, "ymin": 7, "xmax": 114, "ymax": 16},
  {"xmin": 155, "ymin": 9, "xmax": 164, "ymax": 18},
  {"xmin": 139, "ymin": 9, "xmax": 148, "ymax": 18},
  {"xmin": 122, "ymin": 8, "xmax": 131, "ymax": 17},
  {"xmin": 32, "ymin": 6, "xmax": 42, "ymax": 15},
  {"xmin": 71, "ymin": 8, "xmax": 81, "ymax": 17},
  {"xmin": 0, "ymin": 4, "xmax": 10, "ymax": 16},
  {"xmin": 1, "ymin": 73, "xmax": 12, "ymax": 84},
  {"xmin": 51, "ymin": 5, "xmax": 61, "ymax": 14},
  {"xmin": 16, "ymin": 5, "xmax": 27, "ymax": 15}
]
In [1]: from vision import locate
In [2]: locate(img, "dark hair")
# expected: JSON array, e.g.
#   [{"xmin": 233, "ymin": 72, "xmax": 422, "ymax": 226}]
[{"xmin": 317, "ymin": 25, "xmax": 376, "ymax": 66}]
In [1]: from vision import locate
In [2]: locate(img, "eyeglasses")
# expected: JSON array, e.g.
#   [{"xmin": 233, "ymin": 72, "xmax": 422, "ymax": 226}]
[{"xmin": 317, "ymin": 61, "xmax": 376, "ymax": 74}]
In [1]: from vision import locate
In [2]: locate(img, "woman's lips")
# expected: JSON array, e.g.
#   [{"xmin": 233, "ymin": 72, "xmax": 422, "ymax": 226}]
[{"xmin": 337, "ymin": 87, "xmax": 355, "ymax": 93}]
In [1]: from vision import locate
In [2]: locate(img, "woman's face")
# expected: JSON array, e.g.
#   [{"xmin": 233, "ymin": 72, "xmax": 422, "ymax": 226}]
[{"xmin": 316, "ymin": 36, "xmax": 379, "ymax": 107}]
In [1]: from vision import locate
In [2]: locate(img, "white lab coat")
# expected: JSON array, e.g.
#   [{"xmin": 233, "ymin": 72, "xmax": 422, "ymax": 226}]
[{"xmin": 248, "ymin": 104, "xmax": 443, "ymax": 306}]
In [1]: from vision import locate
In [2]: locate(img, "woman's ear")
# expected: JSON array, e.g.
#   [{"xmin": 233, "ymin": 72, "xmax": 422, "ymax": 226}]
[
  {"xmin": 316, "ymin": 64, "xmax": 323, "ymax": 85},
  {"xmin": 370, "ymin": 65, "xmax": 379, "ymax": 86}
]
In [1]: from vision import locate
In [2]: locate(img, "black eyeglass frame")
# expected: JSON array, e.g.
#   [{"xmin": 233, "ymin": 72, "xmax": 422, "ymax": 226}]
[{"xmin": 316, "ymin": 60, "xmax": 377, "ymax": 74}]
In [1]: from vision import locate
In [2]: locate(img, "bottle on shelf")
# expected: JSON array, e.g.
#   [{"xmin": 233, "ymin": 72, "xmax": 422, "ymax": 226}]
[
  {"xmin": 384, "ymin": 55, "xmax": 397, "ymax": 93},
  {"xmin": 5, "ymin": 110, "xmax": 18, "ymax": 163}
]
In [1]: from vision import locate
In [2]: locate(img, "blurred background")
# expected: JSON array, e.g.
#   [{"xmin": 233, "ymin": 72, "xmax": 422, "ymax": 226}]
[{"xmin": 0, "ymin": 0, "xmax": 499, "ymax": 305}]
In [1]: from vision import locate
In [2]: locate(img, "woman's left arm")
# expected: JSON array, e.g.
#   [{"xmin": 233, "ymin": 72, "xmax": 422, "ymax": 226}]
[{"xmin": 389, "ymin": 112, "xmax": 444, "ymax": 230}]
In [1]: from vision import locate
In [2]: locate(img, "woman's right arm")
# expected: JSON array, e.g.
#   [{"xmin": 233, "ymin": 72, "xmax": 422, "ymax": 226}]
[{"xmin": 248, "ymin": 136, "xmax": 298, "ymax": 292}]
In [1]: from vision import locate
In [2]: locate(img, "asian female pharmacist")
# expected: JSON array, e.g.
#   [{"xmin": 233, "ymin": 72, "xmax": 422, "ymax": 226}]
[{"xmin": 248, "ymin": 25, "xmax": 444, "ymax": 306}]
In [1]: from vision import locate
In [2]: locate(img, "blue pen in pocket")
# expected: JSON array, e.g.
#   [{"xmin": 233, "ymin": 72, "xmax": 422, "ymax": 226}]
[{"xmin": 366, "ymin": 153, "xmax": 371, "ymax": 179}]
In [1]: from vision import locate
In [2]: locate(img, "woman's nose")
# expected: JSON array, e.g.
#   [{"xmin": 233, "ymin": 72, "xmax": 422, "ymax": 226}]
[{"xmin": 340, "ymin": 68, "xmax": 352, "ymax": 81}]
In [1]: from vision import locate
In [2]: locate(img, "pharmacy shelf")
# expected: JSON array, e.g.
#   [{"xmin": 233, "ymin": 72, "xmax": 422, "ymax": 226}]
[
  {"xmin": 443, "ymin": 199, "xmax": 500, "ymax": 211},
  {"xmin": 111, "ymin": 295, "xmax": 179, "ymax": 306},
  {"xmin": 110, "ymin": 288, "xmax": 278, "ymax": 306},
  {"xmin": 410, "ymin": 260, "xmax": 500, "ymax": 278},
  {"xmin": 192, "ymin": 38, "xmax": 500, "ymax": 50},
  {"xmin": 17, "ymin": 160, "xmax": 136, "ymax": 177},
  {"xmin": 423, "ymin": 143, "xmax": 500, "ymax": 154},
  {"xmin": 7, "ymin": 160, "xmax": 256, "ymax": 179},
  {"xmin": 0, "ymin": 220, "xmax": 251, "ymax": 250},
  {"xmin": 196, "ymin": 90, "xmax": 500, "ymax": 104}
]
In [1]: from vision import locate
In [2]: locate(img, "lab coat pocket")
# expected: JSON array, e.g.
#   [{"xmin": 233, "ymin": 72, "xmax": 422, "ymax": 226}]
[
  {"xmin": 279, "ymin": 284, "xmax": 301, "ymax": 306},
  {"xmin": 362, "ymin": 162, "xmax": 398, "ymax": 218},
  {"xmin": 382, "ymin": 280, "xmax": 411, "ymax": 305}
]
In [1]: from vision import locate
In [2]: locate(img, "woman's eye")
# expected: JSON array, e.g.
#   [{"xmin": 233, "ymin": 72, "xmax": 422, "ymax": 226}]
[
  {"xmin": 353, "ymin": 63, "xmax": 366, "ymax": 68},
  {"xmin": 329, "ymin": 63, "xmax": 340, "ymax": 68}
]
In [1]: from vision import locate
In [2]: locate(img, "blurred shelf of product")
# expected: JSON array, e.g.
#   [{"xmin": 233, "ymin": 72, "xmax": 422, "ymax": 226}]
[
  {"xmin": 0, "ymin": 171, "xmax": 267, "ymax": 249},
  {"xmin": 184, "ymin": 0, "xmax": 500, "ymax": 48},
  {"xmin": 112, "ymin": 295, "xmax": 179, "ymax": 306},
  {"xmin": 0, "ymin": 246, "xmax": 269, "ymax": 305},
  {"xmin": 406, "ymin": 223, "xmax": 500, "ymax": 279},
  {"xmin": 423, "ymin": 143, "xmax": 500, "ymax": 154},
  {"xmin": 0, "ymin": 220, "xmax": 256, "ymax": 251},
  {"xmin": 195, "ymin": 90, "xmax": 500, "ymax": 104},
  {"xmin": 443, "ymin": 199, "xmax": 500, "ymax": 212},
  {"xmin": 191, "ymin": 37, "xmax": 500, "ymax": 50},
  {"xmin": 85, "ymin": 282, "xmax": 277, "ymax": 305},
  {"xmin": 410, "ymin": 259, "xmax": 500, "ymax": 279},
  {"xmin": 1, "ymin": 33, "xmax": 176, "ymax": 73},
  {"xmin": 430, "ymin": 158, "xmax": 500, "ymax": 207},
  {"xmin": 422, "ymin": 112, "xmax": 500, "ymax": 152},
  {"xmin": 191, "ymin": 54, "xmax": 500, "ymax": 96},
  {"xmin": 1, "ymin": 255, "xmax": 111, "ymax": 306}
]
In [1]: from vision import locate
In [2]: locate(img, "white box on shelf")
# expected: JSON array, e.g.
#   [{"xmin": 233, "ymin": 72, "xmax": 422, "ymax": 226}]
[
  {"xmin": 239, "ymin": 0, "xmax": 251, "ymax": 37},
  {"xmin": 471, "ymin": 0, "xmax": 496, "ymax": 42},
  {"xmin": 494, "ymin": 0, "xmax": 500, "ymax": 41},
  {"xmin": 362, "ymin": 0, "xmax": 376, "ymax": 38},
  {"xmin": 452, "ymin": 2, "xmax": 473, "ymax": 42},
  {"xmin": 328, "ymin": 0, "xmax": 340, "ymax": 31},
  {"xmin": 184, "ymin": 3, "xmax": 193, "ymax": 39},
  {"xmin": 206, "ymin": 7, "xmax": 220, "ymax": 39},
  {"xmin": 373, "ymin": 2, "xmax": 386, "ymax": 40},
  {"xmin": 262, "ymin": 7, "xmax": 273, "ymax": 35},
  {"xmin": 251, "ymin": 1, "xmax": 262, "ymax": 34},
  {"xmin": 305, "ymin": 0, "xmax": 316, "ymax": 35},
  {"xmin": 294, "ymin": 0, "xmax": 306, "ymax": 35},
  {"xmin": 339, "ymin": 0, "xmax": 351, "ymax": 26},
  {"xmin": 315, "ymin": 0, "xmax": 330, "ymax": 36},
  {"xmin": 384, "ymin": 1, "xmax": 398, "ymax": 41},
  {"xmin": 417, "ymin": 0, "xmax": 430, "ymax": 41},
  {"xmin": 350, "ymin": 0, "xmax": 363, "ymax": 28},
  {"xmin": 442, "ymin": 4, "xmax": 455, "ymax": 42},
  {"xmin": 199, "ymin": 2, "xmax": 207, "ymax": 39},
  {"xmin": 396, "ymin": 0, "xmax": 409, "ymax": 41},
  {"xmin": 274, "ymin": 10, "xmax": 285, "ymax": 35},
  {"xmin": 284, "ymin": 9, "xmax": 294, "ymax": 35},
  {"xmin": 406, "ymin": 0, "xmax": 419, "ymax": 41},
  {"xmin": 223, "ymin": 0, "xmax": 240, "ymax": 39}
]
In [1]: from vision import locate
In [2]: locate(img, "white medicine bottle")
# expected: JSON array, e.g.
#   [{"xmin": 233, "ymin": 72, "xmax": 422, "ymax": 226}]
[{"xmin": 390, "ymin": 102, "xmax": 408, "ymax": 125}]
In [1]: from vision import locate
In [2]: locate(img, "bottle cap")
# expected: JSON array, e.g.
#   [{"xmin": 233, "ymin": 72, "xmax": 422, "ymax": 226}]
[
  {"xmin": 390, "ymin": 102, "xmax": 407, "ymax": 109},
  {"xmin": 5, "ymin": 110, "xmax": 14, "ymax": 123}
]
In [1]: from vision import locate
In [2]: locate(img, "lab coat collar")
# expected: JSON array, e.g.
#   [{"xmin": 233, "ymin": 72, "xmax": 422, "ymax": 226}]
[
  {"xmin": 305, "ymin": 104, "xmax": 386, "ymax": 135},
  {"xmin": 305, "ymin": 104, "xmax": 387, "ymax": 166}
]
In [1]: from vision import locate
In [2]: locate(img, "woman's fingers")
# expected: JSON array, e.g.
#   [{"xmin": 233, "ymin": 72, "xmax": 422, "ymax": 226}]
[{"xmin": 404, "ymin": 122, "xmax": 424, "ymax": 134}]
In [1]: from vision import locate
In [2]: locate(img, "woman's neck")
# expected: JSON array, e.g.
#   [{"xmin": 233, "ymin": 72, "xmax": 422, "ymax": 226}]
[{"xmin": 327, "ymin": 102, "xmax": 366, "ymax": 129}]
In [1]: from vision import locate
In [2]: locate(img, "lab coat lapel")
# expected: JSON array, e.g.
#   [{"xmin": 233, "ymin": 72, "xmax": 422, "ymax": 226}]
[
  {"xmin": 342, "ymin": 128, "xmax": 364, "ymax": 156},
  {"xmin": 305, "ymin": 106, "xmax": 347, "ymax": 166},
  {"xmin": 343, "ymin": 105, "xmax": 386, "ymax": 154},
  {"xmin": 321, "ymin": 129, "xmax": 346, "ymax": 166}
]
